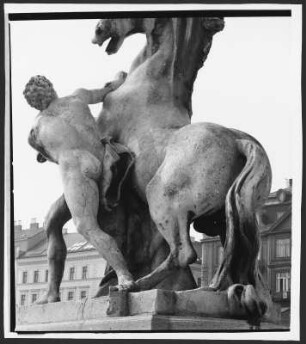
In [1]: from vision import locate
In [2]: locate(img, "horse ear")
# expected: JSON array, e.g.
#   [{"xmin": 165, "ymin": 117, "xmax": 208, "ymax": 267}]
[{"xmin": 100, "ymin": 138, "xmax": 135, "ymax": 211}]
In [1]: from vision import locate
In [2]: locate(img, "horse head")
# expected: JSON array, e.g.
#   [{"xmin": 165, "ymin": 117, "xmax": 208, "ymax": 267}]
[
  {"xmin": 92, "ymin": 17, "xmax": 225, "ymax": 116},
  {"xmin": 92, "ymin": 18, "xmax": 157, "ymax": 55}
]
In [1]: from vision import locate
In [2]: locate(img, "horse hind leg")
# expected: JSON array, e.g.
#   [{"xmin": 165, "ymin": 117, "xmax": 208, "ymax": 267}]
[
  {"xmin": 135, "ymin": 215, "xmax": 197, "ymax": 290},
  {"xmin": 135, "ymin": 181, "xmax": 197, "ymax": 291}
]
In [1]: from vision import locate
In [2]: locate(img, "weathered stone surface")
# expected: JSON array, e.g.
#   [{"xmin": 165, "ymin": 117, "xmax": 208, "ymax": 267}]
[
  {"xmin": 174, "ymin": 288, "xmax": 230, "ymax": 317},
  {"xmin": 16, "ymin": 288, "xmax": 281, "ymax": 331},
  {"xmin": 107, "ymin": 289, "xmax": 129, "ymax": 316},
  {"xmin": 17, "ymin": 297, "xmax": 109, "ymax": 325},
  {"xmin": 16, "ymin": 314, "xmax": 288, "ymax": 332},
  {"xmin": 128, "ymin": 289, "xmax": 175, "ymax": 316}
]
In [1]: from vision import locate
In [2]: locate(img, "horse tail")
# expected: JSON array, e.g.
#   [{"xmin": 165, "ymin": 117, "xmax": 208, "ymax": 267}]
[{"xmin": 212, "ymin": 138, "xmax": 272, "ymax": 289}]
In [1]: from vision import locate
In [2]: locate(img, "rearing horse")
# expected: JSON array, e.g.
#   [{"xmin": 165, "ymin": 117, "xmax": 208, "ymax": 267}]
[
  {"xmin": 43, "ymin": 17, "xmax": 272, "ymax": 325},
  {"xmin": 92, "ymin": 16, "xmax": 272, "ymax": 300}
]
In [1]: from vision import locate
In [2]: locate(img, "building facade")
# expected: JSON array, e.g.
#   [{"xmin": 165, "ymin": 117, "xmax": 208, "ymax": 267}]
[
  {"xmin": 15, "ymin": 221, "xmax": 107, "ymax": 307},
  {"xmin": 14, "ymin": 221, "xmax": 203, "ymax": 307}
]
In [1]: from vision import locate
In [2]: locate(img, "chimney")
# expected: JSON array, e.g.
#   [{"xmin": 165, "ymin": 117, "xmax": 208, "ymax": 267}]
[
  {"xmin": 285, "ymin": 178, "xmax": 292, "ymax": 189},
  {"xmin": 30, "ymin": 218, "xmax": 39, "ymax": 230},
  {"xmin": 15, "ymin": 246, "xmax": 24, "ymax": 258},
  {"xmin": 14, "ymin": 220, "xmax": 22, "ymax": 231}
]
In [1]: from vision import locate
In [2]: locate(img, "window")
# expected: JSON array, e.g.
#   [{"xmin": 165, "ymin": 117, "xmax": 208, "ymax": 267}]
[
  {"xmin": 22, "ymin": 271, "xmax": 27, "ymax": 284},
  {"xmin": 276, "ymin": 271, "xmax": 290, "ymax": 292},
  {"xmin": 67, "ymin": 291, "xmax": 74, "ymax": 301},
  {"xmin": 31, "ymin": 294, "xmax": 37, "ymax": 304},
  {"xmin": 45, "ymin": 270, "xmax": 49, "ymax": 282},
  {"xmin": 33, "ymin": 270, "xmax": 39, "ymax": 283},
  {"xmin": 276, "ymin": 238, "xmax": 290, "ymax": 258},
  {"xmin": 80, "ymin": 290, "xmax": 87, "ymax": 299},
  {"xmin": 69, "ymin": 267, "xmax": 75, "ymax": 280},
  {"xmin": 20, "ymin": 294, "xmax": 26, "ymax": 306},
  {"xmin": 197, "ymin": 277, "xmax": 201, "ymax": 287},
  {"xmin": 82, "ymin": 266, "xmax": 88, "ymax": 280}
]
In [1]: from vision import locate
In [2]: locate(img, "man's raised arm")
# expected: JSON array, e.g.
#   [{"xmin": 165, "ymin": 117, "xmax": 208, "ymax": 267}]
[{"xmin": 72, "ymin": 71, "xmax": 127, "ymax": 104}]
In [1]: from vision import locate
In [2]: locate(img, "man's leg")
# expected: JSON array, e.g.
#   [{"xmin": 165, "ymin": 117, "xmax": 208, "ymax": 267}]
[
  {"xmin": 59, "ymin": 152, "xmax": 135, "ymax": 290},
  {"xmin": 36, "ymin": 195, "xmax": 71, "ymax": 304}
]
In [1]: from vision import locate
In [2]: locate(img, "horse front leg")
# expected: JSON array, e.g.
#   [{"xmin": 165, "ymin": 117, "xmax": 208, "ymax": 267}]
[
  {"xmin": 36, "ymin": 195, "xmax": 71, "ymax": 304},
  {"xmin": 135, "ymin": 253, "xmax": 177, "ymax": 290}
]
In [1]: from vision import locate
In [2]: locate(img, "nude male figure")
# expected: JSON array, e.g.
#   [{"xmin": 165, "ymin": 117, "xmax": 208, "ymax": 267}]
[{"xmin": 24, "ymin": 73, "xmax": 135, "ymax": 303}]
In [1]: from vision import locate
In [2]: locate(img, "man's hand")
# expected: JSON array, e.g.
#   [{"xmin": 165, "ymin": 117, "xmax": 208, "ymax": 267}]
[
  {"xmin": 73, "ymin": 71, "xmax": 127, "ymax": 105},
  {"xmin": 104, "ymin": 71, "xmax": 127, "ymax": 92}
]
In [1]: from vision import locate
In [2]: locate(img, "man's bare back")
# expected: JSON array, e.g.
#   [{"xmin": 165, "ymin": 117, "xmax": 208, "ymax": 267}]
[{"xmin": 24, "ymin": 73, "xmax": 136, "ymax": 304}]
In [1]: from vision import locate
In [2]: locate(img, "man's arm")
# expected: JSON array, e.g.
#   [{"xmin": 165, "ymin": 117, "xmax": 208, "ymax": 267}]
[{"xmin": 72, "ymin": 71, "xmax": 127, "ymax": 105}]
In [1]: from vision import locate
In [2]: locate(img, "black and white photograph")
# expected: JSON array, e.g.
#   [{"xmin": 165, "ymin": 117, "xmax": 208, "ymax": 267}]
[{"xmin": 3, "ymin": 2, "xmax": 303, "ymax": 341}]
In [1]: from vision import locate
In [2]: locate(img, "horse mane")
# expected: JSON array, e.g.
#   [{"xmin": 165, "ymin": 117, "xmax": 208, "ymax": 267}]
[
  {"xmin": 127, "ymin": 17, "xmax": 224, "ymax": 117},
  {"xmin": 170, "ymin": 17, "xmax": 224, "ymax": 117}
]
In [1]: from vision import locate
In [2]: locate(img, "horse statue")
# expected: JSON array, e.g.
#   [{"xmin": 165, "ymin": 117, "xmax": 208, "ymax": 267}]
[
  {"xmin": 42, "ymin": 17, "xmax": 272, "ymax": 326},
  {"xmin": 91, "ymin": 16, "xmax": 271, "ymax": 290}
]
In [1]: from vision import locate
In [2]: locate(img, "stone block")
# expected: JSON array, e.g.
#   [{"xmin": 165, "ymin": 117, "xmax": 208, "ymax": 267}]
[
  {"xmin": 16, "ymin": 288, "xmax": 282, "ymax": 331},
  {"xmin": 15, "ymin": 314, "xmax": 288, "ymax": 332},
  {"xmin": 174, "ymin": 288, "xmax": 230, "ymax": 317},
  {"xmin": 107, "ymin": 289, "xmax": 129, "ymax": 316},
  {"xmin": 128, "ymin": 289, "xmax": 175, "ymax": 315}
]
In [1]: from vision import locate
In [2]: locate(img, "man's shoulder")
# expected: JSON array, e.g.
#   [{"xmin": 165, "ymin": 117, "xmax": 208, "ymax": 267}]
[{"xmin": 51, "ymin": 95, "xmax": 84, "ymax": 108}]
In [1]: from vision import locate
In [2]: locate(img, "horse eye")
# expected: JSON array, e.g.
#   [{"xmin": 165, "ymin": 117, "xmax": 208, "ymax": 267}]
[{"xmin": 95, "ymin": 26, "xmax": 102, "ymax": 35}]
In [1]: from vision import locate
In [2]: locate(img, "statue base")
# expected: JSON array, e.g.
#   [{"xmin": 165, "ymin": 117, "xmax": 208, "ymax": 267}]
[{"xmin": 16, "ymin": 288, "xmax": 286, "ymax": 332}]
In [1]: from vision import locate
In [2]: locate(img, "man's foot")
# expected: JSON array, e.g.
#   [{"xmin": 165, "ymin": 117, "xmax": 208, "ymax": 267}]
[{"xmin": 35, "ymin": 292, "xmax": 60, "ymax": 305}]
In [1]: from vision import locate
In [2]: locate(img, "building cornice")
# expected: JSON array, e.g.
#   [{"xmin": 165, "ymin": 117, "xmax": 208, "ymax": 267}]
[{"xmin": 16, "ymin": 251, "xmax": 101, "ymax": 266}]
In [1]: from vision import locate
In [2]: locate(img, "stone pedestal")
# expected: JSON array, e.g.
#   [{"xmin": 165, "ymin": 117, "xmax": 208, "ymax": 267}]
[{"xmin": 16, "ymin": 288, "xmax": 286, "ymax": 332}]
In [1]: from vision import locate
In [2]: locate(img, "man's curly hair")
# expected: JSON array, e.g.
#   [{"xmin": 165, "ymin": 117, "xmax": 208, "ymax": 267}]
[{"xmin": 23, "ymin": 75, "xmax": 57, "ymax": 111}]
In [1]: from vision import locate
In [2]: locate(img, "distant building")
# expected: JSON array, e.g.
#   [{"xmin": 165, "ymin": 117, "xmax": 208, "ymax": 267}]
[
  {"xmin": 199, "ymin": 179, "xmax": 292, "ymax": 308},
  {"xmin": 14, "ymin": 220, "xmax": 203, "ymax": 307},
  {"xmin": 15, "ymin": 179, "xmax": 291, "ymax": 308},
  {"xmin": 257, "ymin": 180, "xmax": 292, "ymax": 307},
  {"xmin": 189, "ymin": 237, "xmax": 202, "ymax": 286},
  {"xmin": 14, "ymin": 219, "xmax": 106, "ymax": 307}
]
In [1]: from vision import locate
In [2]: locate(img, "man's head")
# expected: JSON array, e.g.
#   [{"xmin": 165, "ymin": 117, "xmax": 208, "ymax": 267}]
[{"xmin": 23, "ymin": 75, "xmax": 57, "ymax": 111}]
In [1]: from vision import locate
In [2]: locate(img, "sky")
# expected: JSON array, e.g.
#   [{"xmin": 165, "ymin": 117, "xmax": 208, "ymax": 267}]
[{"xmin": 10, "ymin": 16, "xmax": 301, "ymax": 232}]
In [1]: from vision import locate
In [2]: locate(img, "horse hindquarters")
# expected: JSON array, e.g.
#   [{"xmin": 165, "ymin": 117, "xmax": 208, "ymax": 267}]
[{"xmin": 210, "ymin": 138, "xmax": 272, "ymax": 290}]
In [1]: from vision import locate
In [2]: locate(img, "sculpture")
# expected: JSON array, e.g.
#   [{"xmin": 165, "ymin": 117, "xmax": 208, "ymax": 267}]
[
  {"xmin": 91, "ymin": 17, "xmax": 272, "ymax": 293},
  {"xmin": 24, "ymin": 73, "xmax": 138, "ymax": 303},
  {"xmin": 26, "ymin": 17, "xmax": 273, "ymax": 326}
]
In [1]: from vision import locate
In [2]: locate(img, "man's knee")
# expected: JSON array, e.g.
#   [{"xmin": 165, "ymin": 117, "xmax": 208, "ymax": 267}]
[
  {"xmin": 45, "ymin": 197, "xmax": 70, "ymax": 236},
  {"xmin": 75, "ymin": 218, "xmax": 98, "ymax": 238},
  {"xmin": 45, "ymin": 206, "xmax": 60, "ymax": 236}
]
